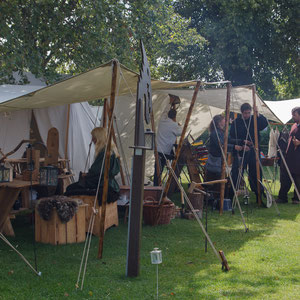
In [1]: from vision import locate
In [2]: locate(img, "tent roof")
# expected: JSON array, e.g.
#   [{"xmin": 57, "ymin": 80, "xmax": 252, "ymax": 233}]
[
  {"xmin": 0, "ymin": 59, "xmax": 285, "ymax": 125},
  {"xmin": 0, "ymin": 61, "xmax": 200, "ymax": 112},
  {"xmin": 264, "ymin": 98, "xmax": 300, "ymax": 124}
]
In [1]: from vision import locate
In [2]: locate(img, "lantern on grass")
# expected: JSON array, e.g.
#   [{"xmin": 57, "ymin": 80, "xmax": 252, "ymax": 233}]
[
  {"xmin": 39, "ymin": 166, "xmax": 58, "ymax": 186},
  {"xmin": 150, "ymin": 248, "xmax": 162, "ymax": 264},
  {"xmin": 144, "ymin": 129, "xmax": 155, "ymax": 150},
  {"xmin": 150, "ymin": 248, "xmax": 162, "ymax": 300},
  {"xmin": 0, "ymin": 165, "xmax": 10, "ymax": 183}
]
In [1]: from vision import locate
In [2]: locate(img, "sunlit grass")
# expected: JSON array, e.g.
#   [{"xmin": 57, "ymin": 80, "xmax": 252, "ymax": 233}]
[{"xmin": 0, "ymin": 178, "xmax": 299, "ymax": 299}]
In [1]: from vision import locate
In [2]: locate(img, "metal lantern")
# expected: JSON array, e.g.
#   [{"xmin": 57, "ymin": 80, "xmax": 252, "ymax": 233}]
[
  {"xmin": 0, "ymin": 165, "xmax": 10, "ymax": 183},
  {"xmin": 144, "ymin": 129, "xmax": 155, "ymax": 150},
  {"xmin": 39, "ymin": 166, "xmax": 58, "ymax": 186},
  {"xmin": 150, "ymin": 248, "xmax": 162, "ymax": 265}
]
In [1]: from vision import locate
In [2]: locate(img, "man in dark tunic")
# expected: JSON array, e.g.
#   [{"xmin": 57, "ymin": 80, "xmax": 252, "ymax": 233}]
[
  {"xmin": 229, "ymin": 103, "xmax": 268, "ymax": 202},
  {"xmin": 277, "ymin": 107, "xmax": 300, "ymax": 204}
]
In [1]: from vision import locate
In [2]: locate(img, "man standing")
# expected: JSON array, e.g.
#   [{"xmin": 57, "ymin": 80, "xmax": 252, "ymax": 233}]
[
  {"xmin": 229, "ymin": 103, "xmax": 268, "ymax": 202},
  {"xmin": 277, "ymin": 107, "xmax": 300, "ymax": 204},
  {"xmin": 153, "ymin": 109, "xmax": 182, "ymax": 186}
]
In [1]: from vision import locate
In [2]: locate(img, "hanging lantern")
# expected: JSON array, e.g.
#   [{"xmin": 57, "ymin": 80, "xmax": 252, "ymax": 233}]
[
  {"xmin": 144, "ymin": 129, "xmax": 155, "ymax": 150},
  {"xmin": 39, "ymin": 166, "xmax": 58, "ymax": 186},
  {"xmin": 0, "ymin": 165, "xmax": 10, "ymax": 183},
  {"xmin": 169, "ymin": 94, "xmax": 181, "ymax": 110},
  {"xmin": 150, "ymin": 248, "xmax": 162, "ymax": 265}
]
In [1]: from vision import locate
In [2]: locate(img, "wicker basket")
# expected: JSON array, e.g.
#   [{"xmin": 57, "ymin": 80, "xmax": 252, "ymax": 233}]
[
  {"xmin": 261, "ymin": 157, "xmax": 276, "ymax": 167},
  {"xmin": 143, "ymin": 201, "xmax": 175, "ymax": 226}
]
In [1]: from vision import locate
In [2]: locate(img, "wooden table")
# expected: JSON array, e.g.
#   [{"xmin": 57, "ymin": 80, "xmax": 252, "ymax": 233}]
[{"xmin": 0, "ymin": 179, "xmax": 39, "ymax": 236}]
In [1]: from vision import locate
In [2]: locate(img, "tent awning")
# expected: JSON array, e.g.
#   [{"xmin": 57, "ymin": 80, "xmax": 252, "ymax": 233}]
[{"xmin": 264, "ymin": 99, "xmax": 300, "ymax": 124}]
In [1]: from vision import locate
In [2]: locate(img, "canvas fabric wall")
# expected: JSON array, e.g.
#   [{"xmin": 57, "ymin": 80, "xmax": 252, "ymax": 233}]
[
  {"xmin": 113, "ymin": 87, "xmax": 280, "ymax": 182},
  {"xmin": 0, "ymin": 102, "xmax": 101, "ymax": 180}
]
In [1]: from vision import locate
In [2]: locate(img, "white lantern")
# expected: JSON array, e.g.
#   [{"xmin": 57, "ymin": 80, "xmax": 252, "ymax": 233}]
[
  {"xmin": 144, "ymin": 129, "xmax": 155, "ymax": 150},
  {"xmin": 150, "ymin": 248, "xmax": 162, "ymax": 265}
]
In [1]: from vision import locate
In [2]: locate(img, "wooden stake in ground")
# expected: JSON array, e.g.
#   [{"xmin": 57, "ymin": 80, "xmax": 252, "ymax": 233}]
[
  {"xmin": 165, "ymin": 160, "xmax": 230, "ymax": 272},
  {"xmin": 252, "ymin": 85, "xmax": 261, "ymax": 206},
  {"xmin": 98, "ymin": 60, "xmax": 118, "ymax": 259},
  {"xmin": 219, "ymin": 82, "xmax": 231, "ymax": 214}
]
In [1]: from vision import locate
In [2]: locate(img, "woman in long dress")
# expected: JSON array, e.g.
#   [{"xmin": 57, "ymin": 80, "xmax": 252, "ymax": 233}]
[{"xmin": 65, "ymin": 127, "xmax": 120, "ymax": 205}]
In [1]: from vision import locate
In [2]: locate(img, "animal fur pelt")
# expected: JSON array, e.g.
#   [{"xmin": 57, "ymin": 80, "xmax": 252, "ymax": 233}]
[{"xmin": 37, "ymin": 195, "xmax": 82, "ymax": 223}]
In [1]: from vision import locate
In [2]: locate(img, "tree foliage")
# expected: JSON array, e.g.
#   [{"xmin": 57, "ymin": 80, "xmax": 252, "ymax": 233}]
[
  {"xmin": 174, "ymin": 0, "xmax": 300, "ymax": 99},
  {"xmin": 0, "ymin": 0, "xmax": 206, "ymax": 84}
]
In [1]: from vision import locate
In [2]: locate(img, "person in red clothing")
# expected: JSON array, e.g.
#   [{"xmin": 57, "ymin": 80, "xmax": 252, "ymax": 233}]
[{"xmin": 277, "ymin": 107, "xmax": 300, "ymax": 204}]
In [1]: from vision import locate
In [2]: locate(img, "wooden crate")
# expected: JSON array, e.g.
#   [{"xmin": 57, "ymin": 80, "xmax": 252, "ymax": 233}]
[
  {"xmin": 35, "ymin": 204, "xmax": 87, "ymax": 245},
  {"xmin": 70, "ymin": 195, "xmax": 119, "ymax": 237}
]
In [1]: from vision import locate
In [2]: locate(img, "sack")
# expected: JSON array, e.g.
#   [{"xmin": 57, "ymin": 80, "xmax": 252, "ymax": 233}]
[{"xmin": 205, "ymin": 154, "xmax": 221, "ymax": 174}]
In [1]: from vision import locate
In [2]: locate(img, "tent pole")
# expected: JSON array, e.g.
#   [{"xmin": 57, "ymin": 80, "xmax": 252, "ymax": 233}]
[
  {"xmin": 151, "ymin": 111, "xmax": 161, "ymax": 186},
  {"xmin": 64, "ymin": 104, "xmax": 71, "ymax": 159},
  {"xmin": 64, "ymin": 104, "xmax": 71, "ymax": 160},
  {"xmin": 220, "ymin": 82, "xmax": 231, "ymax": 214},
  {"xmin": 98, "ymin": 60, "xmax": 118, "ymax": 258},
  {"xmin": 111, "ymin": 123, "xmax": 126, "ymax": 185},
  {"xmin": 252, "ymin": 85, "xmax": 261, "ymax": 206},
  {"xmin": 161, "ymin": 81, "xmax": 201, "ymax": 201},
  {"xmin": 102, "ymin": 98, "xmax": 108, "ymax": 128}
]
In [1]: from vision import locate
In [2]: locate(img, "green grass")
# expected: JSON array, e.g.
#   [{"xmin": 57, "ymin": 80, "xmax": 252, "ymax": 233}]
[{"xmin": 1, "ymin": 189, "xmax": 299, "ymax": 299}]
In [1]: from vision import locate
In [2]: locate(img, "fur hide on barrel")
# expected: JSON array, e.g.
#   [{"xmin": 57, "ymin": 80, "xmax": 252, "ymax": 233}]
[{"xmin": 37, "ymin": 195, "xmax": 82, "ymax": 223}]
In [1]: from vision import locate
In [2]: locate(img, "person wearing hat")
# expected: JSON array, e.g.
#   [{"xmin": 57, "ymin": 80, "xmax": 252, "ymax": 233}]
[{"xmin": 153, "ymin": 108, "xmax": 182, "ymax": 186}]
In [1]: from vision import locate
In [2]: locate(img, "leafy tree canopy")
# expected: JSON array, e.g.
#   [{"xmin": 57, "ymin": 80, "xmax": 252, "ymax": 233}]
[
  {"xmin": 0, "ymin": 0, "xmax": 206, "ymax": 84},
  {"xmin": 174, "ymin": 0, "xmax": 300, "ymax": 99}
]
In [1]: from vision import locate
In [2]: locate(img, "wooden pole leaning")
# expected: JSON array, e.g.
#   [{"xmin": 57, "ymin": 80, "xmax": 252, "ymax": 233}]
[
  {"xmin": 219, "ymin": 82, "xmax": 231, "ymax": 214},
  {"xmin": 98, "ymin": 60, "xmax": 118, "ymax": 258},
  {"xmin": 252, "ymin": 85, "xmax": 261, "ymax": 206},
  {"xmin": 103, "ymin": 98, "xmax": 126, "ymax": 185},
  {"xmin": 151, "ymin": 111, "xmax": 161, "ymax": 186},
  {"xmin": 111, "ymin": 124, "xmax": 126, "ymax": 185},
  {"xmin": 161, "ymin": 81, "xmax": 201, "ymax": 201}
]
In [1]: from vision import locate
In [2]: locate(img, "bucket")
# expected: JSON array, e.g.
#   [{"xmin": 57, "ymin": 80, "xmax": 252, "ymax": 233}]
[{"xmin": 223, "ymin": 199, "xmax": 232, "ymax": 211}]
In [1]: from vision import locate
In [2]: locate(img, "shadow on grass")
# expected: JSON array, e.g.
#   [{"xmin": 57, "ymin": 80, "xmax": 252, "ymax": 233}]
[{"xmin": 0, "ymin": 188, "xmax": 299, "ymax": 299}]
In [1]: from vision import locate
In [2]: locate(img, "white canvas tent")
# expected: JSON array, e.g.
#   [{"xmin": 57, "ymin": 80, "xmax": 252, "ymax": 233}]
[
  {"xmin": 264, "ymin": 98, "xmax": 300, "ymax": 124},
  {"xmin": 0, "ymin": 84, "xmax": 102, "ymax": 178},
  {"xmin": 0, "ymin": 60, "xmax": 283, "ymax": 181}
]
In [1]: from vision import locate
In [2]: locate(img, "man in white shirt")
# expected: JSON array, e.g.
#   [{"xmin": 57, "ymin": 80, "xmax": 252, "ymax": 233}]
[{"xmin": 153, "ymin": 109, "xmax": 182, "ymax": 185}]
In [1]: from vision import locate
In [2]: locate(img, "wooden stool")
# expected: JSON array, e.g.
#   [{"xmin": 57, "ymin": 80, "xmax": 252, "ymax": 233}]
[
  {"xmin": 70, "ymin": 195, "xmax": 119, "ymax": 237},
  {"xmin": 35, "ymin": 204, "xmax": 87, "ymax": 245}
]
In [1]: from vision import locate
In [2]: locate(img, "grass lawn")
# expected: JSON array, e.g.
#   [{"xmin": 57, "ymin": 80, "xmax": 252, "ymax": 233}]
[{"xmin": 0, "ymin": 186, "xmax": 299, "ymax": 299}]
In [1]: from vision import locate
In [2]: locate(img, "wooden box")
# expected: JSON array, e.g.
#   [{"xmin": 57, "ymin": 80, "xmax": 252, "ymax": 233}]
[
  {"xmin": 70, "ymin": 195, "xmax": 119, "ymax": 237},
  {"xmin": 35, "ymin": 204, "xmax": 87, "ymax": 245}
]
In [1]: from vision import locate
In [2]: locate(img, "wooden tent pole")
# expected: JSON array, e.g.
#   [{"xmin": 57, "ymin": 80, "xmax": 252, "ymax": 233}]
[
  {"xmin": 64, "ymin": 104, "xmax": 71, "ymax": 159},
  {"xmin": 162, "ymin": 81, "xmax": 201, "ymax": 200},
  {"xmin": 252, "ymin": 84, "xmax": 261, "ymax": 206},
  {"xmin": 111, "ymin": 124, "xmax": 126, "ymax": 185},
  {"xmin": 219, "ymin": 82, "xmax": 231, "ymax": 214},
  {"xmin": 98, "ymin": 60, "xmax": 118, "ymax": 258},
  {"xmin": 102, "ymin": 98, "xmax": 108, "ymax": 128},
  {"xmin": 151, "ymin": 111, "xmax": 161, "ymax": 185}
]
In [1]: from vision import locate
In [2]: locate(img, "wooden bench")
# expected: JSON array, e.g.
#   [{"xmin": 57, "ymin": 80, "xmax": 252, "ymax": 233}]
[{"xmin": 70, "ymin": 195, "xmax": 119, "ymax": 237}]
